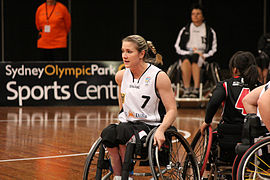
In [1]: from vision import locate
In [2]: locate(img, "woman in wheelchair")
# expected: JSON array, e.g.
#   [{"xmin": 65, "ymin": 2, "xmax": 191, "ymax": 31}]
[
  {"xmin": 235, "ymin": 80, "xmax": 270, "ymax": 179},
  {"xmin": 243, "ymin": 80, "xmax": 270, "ymax": 132},
  {"xmin": 200, "ymin": 51, "xmax": 261, "ymax": 162},
  {"xmin": 101, "ymin": 35, "xmax": 177, "ymax": 180}
]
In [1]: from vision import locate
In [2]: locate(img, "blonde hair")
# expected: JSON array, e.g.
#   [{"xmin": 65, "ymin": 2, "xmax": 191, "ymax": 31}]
[{"xmin": 122, "ymin": 35, "xmax": 163, "ymax": 65}]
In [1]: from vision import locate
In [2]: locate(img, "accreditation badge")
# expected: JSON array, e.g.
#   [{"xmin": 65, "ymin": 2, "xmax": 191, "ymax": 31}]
[{"xmin": 44, "ymin": 25, "xmax": 51, "ymax": 33}]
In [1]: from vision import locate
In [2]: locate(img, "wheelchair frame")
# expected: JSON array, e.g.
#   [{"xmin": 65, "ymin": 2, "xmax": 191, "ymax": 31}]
[
  {"xmin": 190, "ymin": 125, "xmax": 240, "ymax": 180},
  {"xmin": 236, "ymin": 135, "xmax": 270, "ymax": 179},
  {"xmin": 83, "ymin": 127, "xmax": 200, "ymax": 180},
  {"xmin": 167, "ymin": 60, "xmax": 221, "ymax": 105}
]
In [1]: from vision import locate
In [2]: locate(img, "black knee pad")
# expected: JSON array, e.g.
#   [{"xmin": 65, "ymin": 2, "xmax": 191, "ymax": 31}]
[{"xmin": 101, "ymin": 124, "xmax": 118, "ymax": 148}]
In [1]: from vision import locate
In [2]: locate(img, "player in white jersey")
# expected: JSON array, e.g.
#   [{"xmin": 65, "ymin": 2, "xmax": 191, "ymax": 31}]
[
  {"xmin": 243, "ymin": 81, "xmax": 270, "ymax": 131},
  {"xmin": 101, "ymin": 35, "xmax": 177, "ymax": 179}
]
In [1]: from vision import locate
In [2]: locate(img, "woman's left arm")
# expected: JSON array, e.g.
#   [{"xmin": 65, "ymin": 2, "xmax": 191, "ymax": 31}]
[
  {"xmin": 258, "ymin": 87, "xmax": 270, "ymax": 132},
  {"xmin": 154, "ymin": 71, "xmax": 177, "ymax": 149}
]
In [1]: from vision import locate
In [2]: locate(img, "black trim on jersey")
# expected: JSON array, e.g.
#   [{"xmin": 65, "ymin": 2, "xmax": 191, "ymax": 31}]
[
  {"xmin": 158, "ymin": 102, "xmax": 166, "ymax": 123},
  {"xmin": 154, "ymin": 70, "xmax": 166, "ymax": 123},
  {"xmin": 154, "ymin": 70, "xmax": 162, "ymax": 99},
  {"xmin": 119, "ymin": 108, "xmax": 123, "ymax": 115},
  {"xmin": 131, "ymin": 64, "xmax": 152, "ymax": 83},
  {"xmin": 265, "ymin": 83, "xmax": 269, "ymax": 91}
]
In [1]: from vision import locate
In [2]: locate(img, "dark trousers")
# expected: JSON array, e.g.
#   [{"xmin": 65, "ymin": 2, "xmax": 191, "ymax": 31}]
[{"xmin": 38, "ymin": 48, "xmax": 68, "ymax": 61}]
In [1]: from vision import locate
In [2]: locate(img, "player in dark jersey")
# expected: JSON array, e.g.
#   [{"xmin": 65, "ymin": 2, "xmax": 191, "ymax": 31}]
[{"xmin": 200, "ymin": 51, "xmax": 261, "ymax": 163}]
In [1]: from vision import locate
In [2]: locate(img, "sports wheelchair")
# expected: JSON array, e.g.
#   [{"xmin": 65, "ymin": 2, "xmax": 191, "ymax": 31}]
[
  {"xmin": 234, "ymin": 114, "xmax": 270, "ymax": 179},
  {"xmin": 167, "ymin": 60, "xmax": 221, "ymax": 104},
  {"xmin": 82, "ymin": 126, "xmax": 200, "ymax": 180},
  {"xmin": 189, "ymin": 124, "xmax": 243, "ymax": 180},
  {"xmin": 236, "ymin": 135, "xmax": 270, "ymax": 179}
]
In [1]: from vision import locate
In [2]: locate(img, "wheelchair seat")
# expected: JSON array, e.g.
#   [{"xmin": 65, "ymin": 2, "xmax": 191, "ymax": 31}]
[
  {"xmin": 83, "ymin": 126, "xmax": 200, "ymax": 180},
  {"xmin": 167, "ymin": 60, "xmax": 221, "ymax": 106}
]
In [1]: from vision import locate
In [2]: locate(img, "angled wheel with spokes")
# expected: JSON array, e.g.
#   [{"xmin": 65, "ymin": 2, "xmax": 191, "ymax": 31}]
[
  {"xmin": 237, "ymin": 136, "xmax": 270, "ymax": 180},
  {"xmin": 190, "ymin": 126, "xmax": 212, "ymax": 177},
  {"xmin": 149, "ymin": 128, "xmax": 200, "ymax": 179},
  {"xmin": 83, "ymin": 137, "xmax": 113, "ymax": 180}
]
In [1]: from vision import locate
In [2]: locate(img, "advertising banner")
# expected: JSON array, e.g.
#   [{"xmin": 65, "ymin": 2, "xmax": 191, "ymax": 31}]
[{"xmin": 0, "ymin": 61, "xmax": 124, "ymax": 106}]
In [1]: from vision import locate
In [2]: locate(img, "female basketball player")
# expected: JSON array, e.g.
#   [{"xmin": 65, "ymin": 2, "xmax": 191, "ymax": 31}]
[
  {"xmin": 100, "ymin": 35, "xmax": 177, "ymax": 179},
  {"xmin": 200, "ymin": 51, "xmax": 261, "ymax": 161}
]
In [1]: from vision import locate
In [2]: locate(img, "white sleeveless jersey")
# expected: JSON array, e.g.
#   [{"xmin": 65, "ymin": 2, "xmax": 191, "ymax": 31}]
[
  {"xmin": 257, "ymin": 81, "xmax": 270, "ymax": 126},
  {"xmin": 118, "ymin": 64, "xmax": 166, "ymax": 126}
]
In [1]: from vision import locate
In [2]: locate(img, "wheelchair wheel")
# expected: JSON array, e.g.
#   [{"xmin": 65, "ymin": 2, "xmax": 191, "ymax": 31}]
[
  {"xmin": 148, "ymin": 128, "xmax": 200, "ymax": 179},
  {"xmin": 237, "ymin": 136, "xmax": 270, "ymax": 180},
  {"xmin": 210, "ymin": 62, "xmax": 220, "ymax": 85},
  {"xmin": 202, "ymin": 62, "xmax": 220, "ymax": 97},
  {"xmin": 166, "ymin": 61, "xmax": 180, "ymax": 83},
  {"xmin": 83, "ymin": 137, "xmax": 113, "ymax": 180},
  {"xmin": 190, "ymin": 126, "xmax": 213, "ymax": 177}
]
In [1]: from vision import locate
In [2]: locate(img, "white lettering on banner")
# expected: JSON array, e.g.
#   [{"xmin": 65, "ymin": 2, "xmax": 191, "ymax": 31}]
[
  {"xmin": 6, "ymin": 80, "xmax": 118, "ymax": 106},
  {"xmin": 6, "ymin": 81, "xmax": 71, "ymax": 106},
  {"xmin": 90, "ymin": 64, "xmax": 116, "ymax": 75},
  {"xmin": 5, "ymin": 65, "xmax": 44, "ymax": 79},
  {"xmin": 74, "ymin": 80, "xmax": 118, "ymax": 100},
  {"xmin": 5, "ymin": 64, "xmax": 117, "ymax": 79}
]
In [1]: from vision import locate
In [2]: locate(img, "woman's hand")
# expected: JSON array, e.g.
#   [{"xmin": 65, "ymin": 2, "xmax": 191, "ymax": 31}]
[
  {"xmin": 153, "ymin": 127, "xmax": 166, "ymax": 150},
  {"xmin": 200, "ymin": 122, "xmax": 210, "ymax": 136}
]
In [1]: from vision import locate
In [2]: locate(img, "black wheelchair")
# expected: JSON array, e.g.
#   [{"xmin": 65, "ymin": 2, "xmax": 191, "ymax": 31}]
[
  {"xmin": 236, "ymin": 135, "xmax": 270, "ymax": 179},
  {"xmin": 82, "ymin": 126, "xmax": 200, "ymax": 179},
  {"xmin": 167, "ymin": 60, "xmax": 221, "ymax": 104},
  {"xmin": 234, "ymin": 114, "xmax": 270, "ymax": 179},
  {"xmin": 190, "ymin": 114, "xmax": 270, "ymax": 180},
  {"xmin": 190, "ymin": 124, "xmax": 243, "ymax": 179}
]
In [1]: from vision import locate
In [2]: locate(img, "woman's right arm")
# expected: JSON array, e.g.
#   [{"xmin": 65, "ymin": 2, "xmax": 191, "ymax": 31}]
[
  {"xmin": 205, "ymin": 82, "xmax": 226, "ymax": 123},
  {"xmin": 201, "ymin": 82, "xmax": 226, "ymax": 134},
  {"xmin": 115, "ymin": 70, "xmax": 125, "ymax": 110}
]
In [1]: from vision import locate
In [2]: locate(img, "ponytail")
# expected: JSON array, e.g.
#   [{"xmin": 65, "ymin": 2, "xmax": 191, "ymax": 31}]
[
  {"xmin": 229, "ymin": 51, "xmax": 259, "ymax": 89},
  {"xmin": 146, "ymin": 41, "xmax": 163, "ymax": 65},
  {"xmin": 242, "ymin": 65, "xmax": 259, "ymax": 89}
]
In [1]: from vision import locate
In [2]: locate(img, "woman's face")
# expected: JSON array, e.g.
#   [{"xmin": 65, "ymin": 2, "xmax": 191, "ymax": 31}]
[
  {"xmin": 121, "ymin": 41, "xmax": 144, "ymax": 68},
  {"xmin": 191, "ymin": 9, "xmax": 204, "ymax": 25}
]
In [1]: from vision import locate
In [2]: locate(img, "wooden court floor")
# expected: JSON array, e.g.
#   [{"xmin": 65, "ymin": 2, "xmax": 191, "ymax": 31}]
[{"xmin": 0, "ymin": 105, "xmax": 222, "ymax": 180}]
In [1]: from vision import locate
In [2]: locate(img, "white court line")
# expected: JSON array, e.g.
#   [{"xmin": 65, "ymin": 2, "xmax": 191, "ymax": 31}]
[
  {"xmin": 0, "ymin": 118, "xmax": 119, "ymax": 123},
  {"xmin": 0, "ymin": 129, "xmax": 191, "ymax": 163},
  {"xmin": 0, "ymin": 117, "xmax": 218, "ymax": 163},
  {"xmin": 178, "ymin": 129, "xmax": 191, "ymax": 139},
  {"xmin": 0, "ymin": 153, "xmax": 89, "ymax": 163},
  {"xmin": 0, "ymin": 116, "xmax": 219, "ymax": 123}
]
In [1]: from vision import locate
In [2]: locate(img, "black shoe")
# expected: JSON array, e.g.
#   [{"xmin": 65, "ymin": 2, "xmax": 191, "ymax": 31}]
[{"xmin": 181, "ymin": 88, "xmax": 190, "ymax": 98}]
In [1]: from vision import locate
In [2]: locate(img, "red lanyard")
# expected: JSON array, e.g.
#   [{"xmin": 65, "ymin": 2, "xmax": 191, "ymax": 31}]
[{"xmin": 45, "ymin": 2, "xmax": 56, "ymax": 24}]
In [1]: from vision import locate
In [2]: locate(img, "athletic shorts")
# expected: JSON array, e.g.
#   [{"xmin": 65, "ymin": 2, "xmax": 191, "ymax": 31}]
[
  {"xmin": 100, "ymin": 121, "xmax": 154, "ymax": 148},
  {"xmin": 181, "ymin": 54, "xmax": 205, "ymax": 67}
]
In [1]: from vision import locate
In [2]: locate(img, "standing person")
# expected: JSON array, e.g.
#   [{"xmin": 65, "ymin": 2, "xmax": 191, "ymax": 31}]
[
  {"xmin": 200, "ymin": 51, "xmax": 261, "ymax": 162},
  {"xmin": 100, "ymin": 35, "xmax": 177, "ymax": 179},
  {"xmin": 35, "ymin": 0, "xmax": 71, "ymax": 61},
  {"xmin": 256, "ymin": 33, "xmax": 270, "ymax": 84},
  {"xmin": 174, "ymin": 4, "xmax": 217, "ymax": 98}
]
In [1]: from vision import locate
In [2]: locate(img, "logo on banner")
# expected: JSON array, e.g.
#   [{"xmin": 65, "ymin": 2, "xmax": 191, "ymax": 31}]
[{"xmin": 3, "ymin": 62, "xmax": 122, "ymax": 106}]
